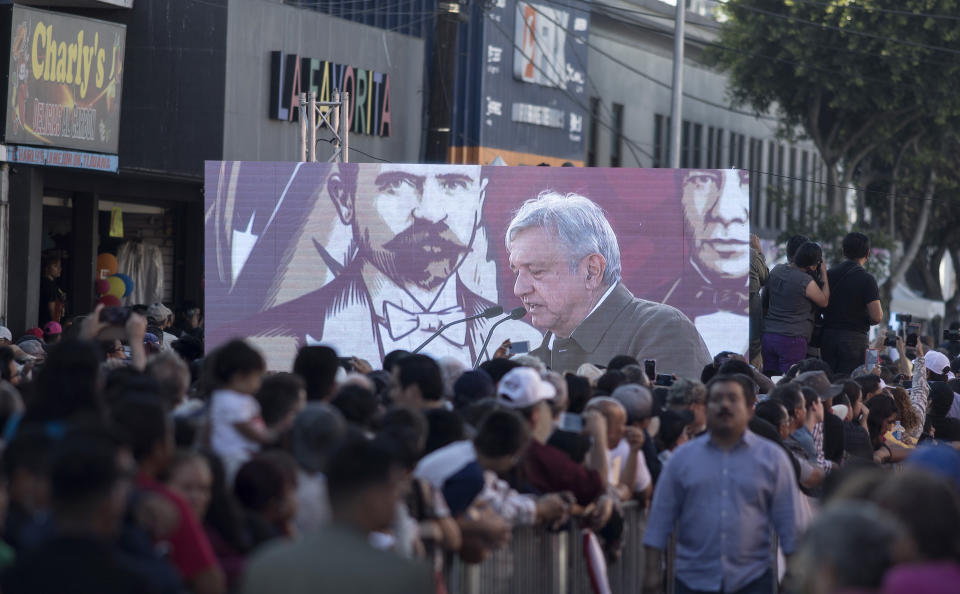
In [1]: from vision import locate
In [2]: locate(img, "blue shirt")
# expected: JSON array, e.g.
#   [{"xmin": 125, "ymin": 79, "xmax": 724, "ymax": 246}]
[
  {"xmin": 643, "ymin": 430, "xmax": 800, "ymax": 592},
  {"xmin": 789, "ymin": 426, "xmax": 817, "ymax": 461}
]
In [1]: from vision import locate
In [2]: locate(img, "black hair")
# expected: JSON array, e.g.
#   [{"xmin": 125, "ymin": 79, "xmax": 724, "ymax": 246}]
[
  {"xmin": 0, "ymin": 346, "xmax": 14, "ymax": 382},
  {"xmin": 771, "ymin": 383, "xmax": 804, "ymax": 418},
  {"xmin": 379, "ymin": 407, "xmax": 428, "ymax": 470},
  {"xmin": 929, "ymin": 383, "xmax": 955, "ymax": 418},
  {"xmin": 395, "ymin": 354, "xmax": 444, "ymax": 402},
  {"xmin": 103, "ymin": 367, "xmax": 160, "ymax": 409},
  {"xmin": 331, "ymin": 384, "xmax": 380, "ymax": 429},
  {"xmin": 564, "ymin": 373, "xmax": 591, "ymax": 414},
  {"xmin": 718, "ymin": 359, "xmax": 754, "ymax": 378},
  {"xmin": 607, "ymin": 355, "xmax": 639, "ymax": 371},
  {"xmin": 706, "ymin": 374, "xmax": 757, "ymax": 408},
  {"xmin": 171, "ymin": 335, "xmax": 204, "ymax": 363},
  {"xmin": 865, "ymin": 394, "xmax": 897, "ymax": 443},
  {"xmin": 842, "ymin": 232, "xmax": 871, "ymax": 260},
  {"xmin": 595, "ymin": 370, "xmax": 626, "ymax": 396},
  {"xmin": 111, "ymin": 396, "xmax": 169, "ymax": 462},
  {"xmin": 701, "ymin": 362, "xmax": 718, "ymax": 384},
  {"xmin": 755, "ymin": 400, "xmax": 787, "ymax": 429},
  {"xmin": 200, "ymin": 449, "xmax": 252, "ymax": 553},
  {"xmin": 233, "ymin": 451, "xmax": 298, "ymax": 513},
  {"xmin": 326, "ymin": 434, "xmax": 399, "ymax": 505},
  {"xmin": 3, "ymin": 424, "xmax": 55, "ymax": 479},
  {"xmin": 854, "ymin": 375, "xmax": 882, "ymax": 398},
  {"xmin": 293, "ymin": 345, "xmax": 340, "ymax": 401},
  {"xmin": 382, "ymin": 350, "xmax": 411, "ymax": 373},
  {"xmin": 786, "ymin": 235, "xmax": 810, "ymax": 262},
  {"xmin": 210, "ymin": 339, "xmax": 264, "ymax": 386},
  {"xmin": 49, "ymin": 427, "xmax": 123, "ymax": 514},
  {"xmin": 473, "ymin": 409, "xmax": 529, "ymax": 459},
  {"xmin": 800, "ymin": 386, "xmax": 820, "ymax": 410},
  {"xmin": 794, "ymin": 242, "xmax": 823, "ymax": 269},
  {"xmin": 843, "ymin": 380, "xmax": 863, "ymax": 407},
  {"xmin": 479, "ymin": 358, "xmax": 521, "ymax": 384},
  {"xmin": 796, "ymin": 357, "xmax": 833, "ymax": 377},
  {"xmin": 423, "ymin": 408, "xmax": 466, "ymax": 455},
  {"xmin": 27, "ymin": 339, "xmax": 104, "ymax": 423},
  {"xmin": 256, "ymin": 373, "xmax": 305, "ymax": 426}
]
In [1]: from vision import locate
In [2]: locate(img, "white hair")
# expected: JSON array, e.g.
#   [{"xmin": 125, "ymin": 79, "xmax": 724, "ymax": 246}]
[{"xmin": 505, "ymin": 191, "xmax": 622, "ymax": 287}]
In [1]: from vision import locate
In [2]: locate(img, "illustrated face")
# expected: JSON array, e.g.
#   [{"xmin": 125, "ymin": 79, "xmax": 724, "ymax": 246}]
[
  {"xmin": 509, "ymin": 226, "xmax": 594, "ymax": 338},
  {"xmin": 681, "ymin": 170, "xmax": 749, "ymax": 280},
  {"xmin": 350, "ymin": 164, "xmax": 487, "ymax": 291},
  {"xmin": 706, "ymin": 380, "xmax": 751, "ymax": 437}
]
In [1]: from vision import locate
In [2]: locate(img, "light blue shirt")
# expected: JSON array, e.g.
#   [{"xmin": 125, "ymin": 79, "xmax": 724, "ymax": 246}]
[{"xmin": 643, "ymin": 430, "xmax": 800, "ymax": 592}]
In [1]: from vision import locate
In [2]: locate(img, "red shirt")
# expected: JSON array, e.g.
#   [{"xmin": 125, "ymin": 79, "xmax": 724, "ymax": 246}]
[
  {"xmin": 522, "ymin": 439, "xmax": 604, "ymax": 506},
  {"xmin": 137, "ymin": 475, "xmax": 220, "ymax": 580}
]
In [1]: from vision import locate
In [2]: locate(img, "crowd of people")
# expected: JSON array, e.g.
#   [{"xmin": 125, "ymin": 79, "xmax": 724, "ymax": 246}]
[{"xmin": 0, "ymin": 231, "xmax": 957, "ymax": 594}]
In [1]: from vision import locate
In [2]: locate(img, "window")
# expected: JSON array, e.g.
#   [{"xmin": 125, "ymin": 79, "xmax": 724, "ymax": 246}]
[
  {"xmin": 611, "ymin": 103, "xmax": 624, "ymax": 167},
  {"xmin": 715, "ymin": 128, "xmax": 724, "ymax": 168},
  {"xmin": 653, "ymin": 114, "xmax": 664, "ymax": 168},
  {"xmin": 681, "ymin": 120, "xmax": 691, "ymax": 168},
  {"xmin": 693, "ymin": 124, "xmax": 703, "ymax": 168},
  {"xmin": 587, "ymin": 97, "xmax": 600, "ymax": 167}
]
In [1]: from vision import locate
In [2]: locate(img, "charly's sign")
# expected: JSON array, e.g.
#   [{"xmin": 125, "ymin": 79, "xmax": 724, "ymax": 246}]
[
  {"xmin": 5, "ymin": 5, "xmax": 126, "ymax": 154},
  {"xmin": 269, "ymin": 51, "xmax": 392, "ymax": 137}
]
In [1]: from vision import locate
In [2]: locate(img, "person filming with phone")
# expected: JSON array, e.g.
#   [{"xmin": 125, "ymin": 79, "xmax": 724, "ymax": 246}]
[{"xmin": 761, "ymin": 242, "xmax": 830, "ymax": 375}]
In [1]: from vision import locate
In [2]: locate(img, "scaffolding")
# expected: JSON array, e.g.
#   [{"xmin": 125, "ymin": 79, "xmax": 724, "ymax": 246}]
[{"xmin": 297, "ymin": 91, "xmax": 350, "ymax": 163}]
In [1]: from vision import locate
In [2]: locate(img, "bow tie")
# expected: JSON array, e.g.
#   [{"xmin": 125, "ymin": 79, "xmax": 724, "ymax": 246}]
[
  {"xmin": 382, "ymin": 301, "xmax": 467, "ymax": 346},
  {"xmin": 692, "ymin": 285, "xmax": 749, "ymax": 313}
]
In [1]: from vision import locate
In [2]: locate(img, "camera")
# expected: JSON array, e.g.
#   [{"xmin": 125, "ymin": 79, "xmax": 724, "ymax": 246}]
[
  {"xmin": 896, "ymin": 313, "xmax": 913, "ymax": 323},
  {"xmin": 945, "ymin": 330, "xmax": 960, "ymax": 342},
  {"xmin": 655, "ymin": 373, "xmax": 675, "ymax": 387},
  {"xmin": 883, "ymin": 331, "xmax": 898, "ymax": 348}
]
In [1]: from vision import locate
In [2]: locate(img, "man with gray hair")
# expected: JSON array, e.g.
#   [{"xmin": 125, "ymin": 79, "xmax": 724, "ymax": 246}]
[
  {"xmin": 667, "ymin": 378, "xmax": 708, "ymax": 436},
  {"xmin": 506, "ymin": 192, "xmax": 710, "ymax": 379}
]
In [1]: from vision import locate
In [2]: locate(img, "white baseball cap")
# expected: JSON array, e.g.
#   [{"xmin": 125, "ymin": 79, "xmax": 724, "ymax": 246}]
[
  {"xmin": 498, "ymin": 367, "xmax": 556, "ymax": 408},
  {"xmin": 0, "ymin": 326, "xmax": 11, "ymax": 342},
  {"xmin": 924, "ymin": 351, "xmax": 952, "ymax": 376}
]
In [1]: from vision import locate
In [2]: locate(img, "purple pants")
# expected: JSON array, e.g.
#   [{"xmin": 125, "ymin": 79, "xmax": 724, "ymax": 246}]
[{"xmin": 761, "ymin": 333, "xmax": 807, "ymax": 375}]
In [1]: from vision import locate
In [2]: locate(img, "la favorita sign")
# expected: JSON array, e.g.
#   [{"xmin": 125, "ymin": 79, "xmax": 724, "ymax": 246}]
[
  {"xmin": 5, "ymin": 5, "xmax": 126, "ymax": 154},
  {"xmin": 269, "ymin": 50, "xmax": 392, "ymax": 137}
]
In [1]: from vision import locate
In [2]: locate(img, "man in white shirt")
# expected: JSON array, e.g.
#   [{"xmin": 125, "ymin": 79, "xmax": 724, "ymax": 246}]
[{"xmin": 584, "ymin": 396, "xmax": 651, "ymax": 501}]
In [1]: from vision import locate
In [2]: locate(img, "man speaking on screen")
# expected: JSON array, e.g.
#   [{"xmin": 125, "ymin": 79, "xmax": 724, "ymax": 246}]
[
  {"xmin": 507, "ymin": 192, "xmax": 711, "ymax": 379},
  {"xmin": 248, "ymin": 163, "xmax": 541, "ymax": 368}
]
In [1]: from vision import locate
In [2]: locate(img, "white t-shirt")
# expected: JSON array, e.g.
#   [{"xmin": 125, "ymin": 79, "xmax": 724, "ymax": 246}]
[
  {"xmin": 210, "ymin": 389, "xmax": 262, "ymax": 469},
  {"xmin": 608, "ymin": 437, "xmax": 652, "ymax": 493}
]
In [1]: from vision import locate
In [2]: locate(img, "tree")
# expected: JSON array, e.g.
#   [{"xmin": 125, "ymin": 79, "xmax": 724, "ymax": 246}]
[{"xmin": 712, "ymin": 0, "xmax": 960, "ymax": 218}]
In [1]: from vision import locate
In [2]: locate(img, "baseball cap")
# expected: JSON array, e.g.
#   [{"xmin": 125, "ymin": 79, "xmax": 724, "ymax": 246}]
[
  {"xmin": 43, "ymin": 321, "xmax": 62, "ymax": 335},
  {"xmin": 147, "ymin": 302, "xmax": 173, "ymax": 324},
  {"xmin": 0, "ymin": 326, "xmax": 11, "ymax": 342},
  {"xmin": 794, "ymin": 371, "xmax": 844, "ymax": 401},
  {"xmin": 908, "ymin": 445, "xmax": 960, "ymax": 490},
  {"xmin": 143, "ymin": 333, "xmax": 160, "ymax": 345},
  {"xmin": 924, "ymin": 351, "xmax": 952, "ymax": 376},
  {"xmin": 25, "ymin": 327, "xmax": 43, "ymax": 340},
  {"xmin": 497, "ymin": 367, "xmax": 555, "ymax": 408}
]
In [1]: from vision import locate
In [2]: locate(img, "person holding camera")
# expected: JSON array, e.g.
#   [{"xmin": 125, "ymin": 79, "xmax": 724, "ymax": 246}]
[
  {"xmin": 761, "ymin": 242, "xmax": 830, "ymax": 375},
  {"xmin": 820, "ymin": 232, "xmax": 883, "ymax": 376}
]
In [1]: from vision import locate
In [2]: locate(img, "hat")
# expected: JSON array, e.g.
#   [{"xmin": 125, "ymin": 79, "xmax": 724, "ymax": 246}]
[
  {"xmin": 0, "ymin": 326, "xmax": 11, "ymax": 342},
  {"xmin": 923, "ymin": 351, "xmax": 952, "ymax": 376},
  {"xmin": 908, "ymin": 445, "xmax": 960, "ymax": 490},
  {"xmin": 610, "ymin": 384, "xmax": 654, "ymax": 424},
  {"xmin": 143, "ymin": 333, "xmax": 160, "ymax": 344},
  {"xmin": 453, "ymin": 370, "xmax": 495, "ymax": 405},
  {"xmin": 147, "ymin": 302, "xmax": 173, "ymax": 324},
  {"xmin": 43, "ymin": 321, "xmax": 62, "ymax": 335},
  {"xmin": 497, "ymin": 367, "xmax": 555, "ymax": 408},
  {"xmin": 17, "ymin": 340, "xmax": 45, "ymax": 358},
  {"xmin": 659, "ymin": 409, "xmax": 695, "ymax": 448},
  {"xmin": 291, "ymin": 403, "xmax": 346, "ymax": 473},
  {"xmin": 25, "ymin": 327, "xmax": 43, "ymax": 340},
  {"xmin": 795, "ymin": 371, "xmax": 844, "ymax": 400}
]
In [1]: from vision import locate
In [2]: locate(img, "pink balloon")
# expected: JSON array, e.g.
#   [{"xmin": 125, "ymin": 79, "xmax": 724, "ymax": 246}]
[{"xmin": 95, "ymin": 279, "xmax": 110, "ymax": 296}]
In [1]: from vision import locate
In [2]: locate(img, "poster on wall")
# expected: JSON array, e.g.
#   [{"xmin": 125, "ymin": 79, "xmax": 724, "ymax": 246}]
[
  {"xmin": 205, "ymin": 163, "xmax": 750, "ymax": 376},
  {"xmin": 5, "ymin": 5, "xmax": 126, "ymax": 154}
]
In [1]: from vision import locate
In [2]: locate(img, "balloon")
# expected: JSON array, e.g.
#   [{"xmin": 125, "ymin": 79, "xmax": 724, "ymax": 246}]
[
  {"xmin": 98, "ymin": 294, "xmax": 122, "ymax": 307},
  {"xmin": 95, "ymin": 279, "xmax": 110, "ymax": 296},
  {"xmin": 97, "ymin": 253, "xmax": 118, "ymax": 277},
  {"xmin": 115, "ymin": 273, "xmax": 134, "ymax": 297},
  {"xmin": 106, "ymin": 276, "xmax": 126, "ymax": 298}
]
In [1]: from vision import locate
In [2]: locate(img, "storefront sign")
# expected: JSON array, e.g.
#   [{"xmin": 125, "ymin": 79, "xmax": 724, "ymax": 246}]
[
  {"xmin": 268, "ymin": 51, "xmax": 392, "ymax": 137},
  {"xmin": 0, "ymin": 143, "xmax": 118, "ymax": 172},
  {"xmin": 5, "ymin": 5, "xmax": 126, "ymax": 154}
]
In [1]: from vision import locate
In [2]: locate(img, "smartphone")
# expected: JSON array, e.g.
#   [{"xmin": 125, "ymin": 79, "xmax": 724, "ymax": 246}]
[
  {"xmin": 508, "ymin": 341, "xmax": 530, "ymax": 355},
  {"xmin": 99, "ymin": 306, "xmax": 131, "ymax": 325},
  {"xmin": 906, "ymin": 323, "xmax": 921, "ymax": 347},
  {"xmin": 865, "ymin": 348, "xmax": 879, "ymax": 370},
  {"xmin": 338, "ymin": 357, "xmax": 355, "ymax": 372},
  {"xmin": 655, "ymin": 373, "xmax": 675, "ymax": 387},
  {"xmin": 643, "ymin": 359, "xmax": 656, "ymax": 382},
  {"xmin": 560, "ymin": 413, "xmax": 583, "ymax": 432}
]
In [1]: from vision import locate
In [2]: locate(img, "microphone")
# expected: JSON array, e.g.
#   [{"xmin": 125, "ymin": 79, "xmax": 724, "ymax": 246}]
[
  {"xmin": 411, "ymin": 305, "xmax": 503, "ymax": 354},
  {"xmin": 473, "ymin": 306, "xmax": 527, "ymax": 369}
]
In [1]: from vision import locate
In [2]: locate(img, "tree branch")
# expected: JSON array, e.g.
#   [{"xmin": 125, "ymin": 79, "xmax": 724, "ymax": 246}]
[{"xmin": 890, "ymin": 169, "xmax": 936, "ymax": 289}]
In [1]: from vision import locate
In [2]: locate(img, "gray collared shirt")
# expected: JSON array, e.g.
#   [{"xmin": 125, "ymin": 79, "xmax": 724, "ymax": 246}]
[{"xmin": 643, "ymin": 430, "xmax": 800, "ymax": 592}]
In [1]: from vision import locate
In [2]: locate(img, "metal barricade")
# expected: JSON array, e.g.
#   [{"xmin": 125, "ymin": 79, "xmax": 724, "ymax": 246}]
[{"xmin": 447, "ymin": 503, "xmax": 648, "ymax": 594}]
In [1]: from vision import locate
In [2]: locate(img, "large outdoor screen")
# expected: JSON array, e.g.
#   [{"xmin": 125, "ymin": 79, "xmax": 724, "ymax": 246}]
[{"xmin": 205, "ymin": 163, "xmax": 749, "ymax": 375}]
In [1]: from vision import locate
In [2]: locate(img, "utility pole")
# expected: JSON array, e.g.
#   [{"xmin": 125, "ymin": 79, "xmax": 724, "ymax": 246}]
[
  {"xmin": 669, "ymin": 0, "xmax": 686, "ymax": 168},
  {"xmin": 425, "ymin": 2, "xmax": 463, "ymax": 163}
]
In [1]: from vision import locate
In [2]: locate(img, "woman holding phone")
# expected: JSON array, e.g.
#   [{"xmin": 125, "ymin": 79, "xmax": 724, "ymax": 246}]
[{"xmin": 761, "ymin": 242, "xmax": 830, "ymax": 375}]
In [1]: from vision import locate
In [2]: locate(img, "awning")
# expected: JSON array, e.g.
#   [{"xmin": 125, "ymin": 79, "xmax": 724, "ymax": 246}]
[{"xmin": 890, "ymin": 283, "xmax": 945, "ymax": 320}]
